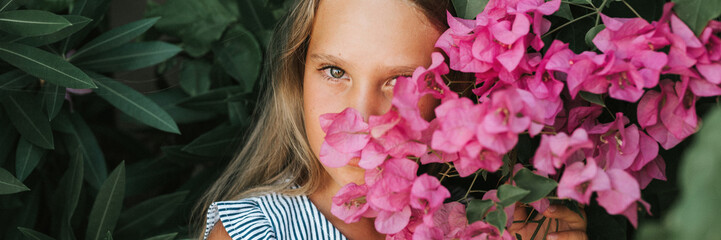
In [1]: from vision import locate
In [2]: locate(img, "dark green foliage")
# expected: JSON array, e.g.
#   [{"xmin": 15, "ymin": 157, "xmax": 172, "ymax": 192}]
[{"xmin": 0, "ymin": 0, "xmax": 285, "ymax": 239}]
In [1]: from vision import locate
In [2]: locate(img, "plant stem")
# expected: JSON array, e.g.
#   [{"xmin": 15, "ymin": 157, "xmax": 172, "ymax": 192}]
[
  {"xmin": 621, "ymin": 0, "xmax": 643, "ymax": 19},
  {"xmin": 464, "ymin": 171, "xmax": 480, "ymax": 199},
  {"xmin": 439, "ymin": 164, "xmax": 453, "ymax": 183},
  {"xmin": 561, "ymin": 1, "xmax": 595, "ymax": 11},
  {"xmin": 542, "ymin": 12, "xmax": 597, "ymax": 39},
  {"xmin": 595, "ymin": 0, "xmax": 610, "ymax": 26}
]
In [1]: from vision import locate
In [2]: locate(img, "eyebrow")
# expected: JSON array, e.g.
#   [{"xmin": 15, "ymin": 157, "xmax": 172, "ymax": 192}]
[
  {"xmin": 309, "ymin": 53, "xmax": 418, "ymax": 76},
  {"xmin": 309, "ymin": 53, "xmax": 351, "ymax": 68}
]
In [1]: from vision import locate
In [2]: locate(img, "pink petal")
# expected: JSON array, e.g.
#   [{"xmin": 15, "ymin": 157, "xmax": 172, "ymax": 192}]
[
  {"xmin": 319, "ymin": 141, "xmax": 358, "ymax": 168},
  {"xmin": 375, "ymin": 206, "xmax": 412, "ymax": 234}
]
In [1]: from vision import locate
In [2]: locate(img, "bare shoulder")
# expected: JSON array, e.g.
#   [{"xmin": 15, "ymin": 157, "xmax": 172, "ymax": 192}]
[{"xmin": 207, "ymin": 220, "xmax": 232, "ymax": 240}]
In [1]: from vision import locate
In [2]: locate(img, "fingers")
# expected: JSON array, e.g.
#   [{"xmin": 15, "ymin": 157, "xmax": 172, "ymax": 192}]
[
  {"xmin": 542, "ymin": 205, "xmax": 587, "ymax": 231},
  {"xmin": 547, "ymin": 231, "xmax": 588, "ymax": 240}
]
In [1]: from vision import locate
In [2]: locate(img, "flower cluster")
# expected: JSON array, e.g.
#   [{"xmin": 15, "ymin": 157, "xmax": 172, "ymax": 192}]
[{"xmin": 320, "ymin": 0, "xmax": 720, "ymax": 239}]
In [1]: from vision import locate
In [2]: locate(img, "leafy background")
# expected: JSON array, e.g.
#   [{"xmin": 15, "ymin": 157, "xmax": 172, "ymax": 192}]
[{"xmin": 0, "ymin": 0, "xmax": 718, "ymax": 239}]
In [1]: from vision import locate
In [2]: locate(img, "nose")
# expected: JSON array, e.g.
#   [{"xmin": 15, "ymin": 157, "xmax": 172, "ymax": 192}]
[{"xmin": 347, "ymin": 77, "xmax": 392, "ymax": 121}]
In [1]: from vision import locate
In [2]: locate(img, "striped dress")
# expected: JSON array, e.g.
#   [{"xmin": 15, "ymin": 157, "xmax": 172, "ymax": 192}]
[{"xmin": 204, "ymin": 192, "xmax": 348, "ymax": 240}]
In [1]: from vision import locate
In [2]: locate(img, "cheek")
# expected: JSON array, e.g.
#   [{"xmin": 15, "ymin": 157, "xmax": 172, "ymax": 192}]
[{"xmin": 303, "ymin": 75, "xmax": 324, "ymax": 157}]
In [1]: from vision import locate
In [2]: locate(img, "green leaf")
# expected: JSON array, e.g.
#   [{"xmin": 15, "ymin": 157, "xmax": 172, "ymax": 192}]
[
  {"xmin": 40, "ymin": 82, "xmax": 64, "ymax": 120},
  {"xmin": 54, "ymin": 148, "xmax": 83, "ymax": 240},
  {"xmin": 17, "ymin": 227, "xmax": 55, "ymax": 240},
  {"xmin": 237, "ymin": 0, "xmax": 275, "ymax": 32},
  {"xmin": 61, "ymin": 0, "xmax": 111, "ymax": 53},
  {"xmin": 90, "ymin": 73, "xmax": 180, "ymax": 134},
  {"xmin": 0, "ymin": 167, "xmax": 29, "ymax": 194},
  {"xmin": 146, "ymin": 88, "xmax": 217, "ymax": 124},
  {"xmin": 52, "ymin": 111, "xmax": 108, "ymax": 189},
  {"xmin": 0, "ymin": 10, "xmax": 71, "ymax": 37},
  {"xmin": 178, "ymin": 85, "xmax": 248, "ymax": 113},
  {"xmin": 486, "ymin": 208, "xmax": 507, "ymax": 234},
  {"xmin": 182, "ymin": 124, "xmax": 243, "ymax": 156},
  {"xmin": 85, "ymin": 162, "xmax": 125, "ymax": 240},
  {"xmin": 145, "ymin": 0, "xmax": 236, "ymax": 56},
  {"xmin": 672, "ymin": 0, "xmax": 721, "ymax": 36},
  {"xmin": 585, "ymin": 24, "xmax": 605, "ymax": 49},
  {"xmin": 179, "ymin": 59, "xmax": 211, "ymax": 96},
  {"xmin": 1, "ymin": 92, "xmax": 54, "ymax": 149},
  {"xmin": 74, "ymin": 41, "xmax": 181, "ymax": 72},
  {"xmin": 14, "ymin": 137, "xmax": 45, "ymax": 181},
  {"xmin": 452, "ymin": 0, "xmax": 489, "ymax": 19},
  {"xmin": 497, "ymin": 184, "xmax": 530, "ymax": 207},
  {"xmin": 0, "ymin": 69, "xmax": 34, "ymax": 91},
  {"xmin": 213, "ymin": 25, "xmax": 261, "ymax": 92},
  {"xmin": 466, "ymin": 199, "xmax": 494, "ymax": 223},
  {"xmin": 554, "ymin": 3, "xmax": 573, "ymax": 20},
  {"xmin": 19, "ymin": 15, "xmax": 92, "ymax": 47},
  {"xmin": 105, "ymin": 231, "xmax": 113, "ymax": 240},
  {"xmin": 0, "ymin": 0, "xmax": 22, "ymax": 13},
  {"xmin": 0, "ymin": 112, "xmax": 18, "ymax": 166},
  {"xmin": 143, "ymin": 233, "xmax": 178, "ymax": 240},
  {"xmin": 0, "ymin": 42, "xmax": 96, "ymax": 89},
  {"xmin": 579, "ymin": 91, "xmax": 606, "ymax": 107},
  {"xmin": 116, "ymin": 191, "xmax": 188, "ymax": 238},
  {"xmin": 70, "ymin": 17, "xmax": 160, "ymax": 60},
  {"xmin": 513, "ymin": 168, "xmax": 558, "ymax": 203},
  {"xmin": 228, "ymin": 95, "xmax": 251, "ymax": 126},
  {"xmin": 5, "ymin": 182, "xmax": 40, "ymax": 240}
]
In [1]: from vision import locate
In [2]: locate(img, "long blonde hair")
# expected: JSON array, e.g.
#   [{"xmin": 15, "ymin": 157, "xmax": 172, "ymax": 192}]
[{"xmin": 195, "ymin": 0, "xmax": 453, "ymax": 237}]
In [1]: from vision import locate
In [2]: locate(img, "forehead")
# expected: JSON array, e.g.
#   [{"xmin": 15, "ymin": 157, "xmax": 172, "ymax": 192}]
[{"xmin": 308, "ymin": 0, "xmax": 441, "ymax": 69}]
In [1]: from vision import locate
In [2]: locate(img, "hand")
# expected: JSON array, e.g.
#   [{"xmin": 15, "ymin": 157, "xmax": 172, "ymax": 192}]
[{"xmin": 507, "ymin": 203, "xmax": 587, "ymax": 240}]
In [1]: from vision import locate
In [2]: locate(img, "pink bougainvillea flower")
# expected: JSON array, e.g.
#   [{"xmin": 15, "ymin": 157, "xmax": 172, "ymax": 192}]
[
  {"xmin": 566, "ymin": 105, "xmax": 603, "ymax": 133},
  {"xmin": 410, "ymin": 174, "xmax": 450, "ymax": 215},
  {"xmin": 413, "ymin": 52, "xmax": 454, "ymax": 100},
  {"xmin": 435, "ymin": 12, "xmax": 491, "ymax": 73},
  {"xmin": 593, "ymin": 14, "xmax": 669, "ymax": 60},
  {"xmin": 477, "ymin": 87, "xmax": 545, "ymax": 154},
  {"xmin": 515, "ymin": 0, "xmax": 560, "ymax": 50},
  {"xmin": 629, "ymin": 156, "xmax": 666, "ymax": 189},
  {"xmin": 485, "ymin": 13, "xmax": 531, "ymax": 72},
  {"xmin": 375, "ymin": 206, "xmax": 412, "ymax": 234},
  {"xmin": 596, "ymin": 169, "xmax": 649, "ymax": 228},
  {"xmin": 331, "ymin": 183, "xmax": 370, "ymax": 223},
  {"xmin": 629, "ymin": 131, "xmax": 660, "ymax": 172},
  {"xmin": 318, "ymin": 108, "xmax": 370, "ymax": 168},
  {"xmin": 426, "ymin": 202, "xmax": 468, "ymax": 238},
  {"xmin": 321, "ymin": 108, "xmax": 370, "ymax": 153},
  {"xmin": 368, "ymin": 110, "xmax": 401, "ymax": 139},
  {"xmin": 526, "ymin": 40, "xmax": 567, "ymax": 100},
  {"xmin": 319, "ymin": 141, "xmax": 360, "ymax": 168},
  {"xmin": 532, "ymin": 128, "xmax": 594, "ymax": 175},
  {"xmin": 366, "ymin": 158, "xmax": 417, "ymax": 211},
  {"xmin": 432, "ymin": 97, "xmax": 485, "ymax": 153},
  {"xmin": 557, "ymin": 158, "xmax": 611, "ymax": 204},
  {"xmin": 637, "ymin": 79, "xmax": 698, "ymax": 149},
  {"xmin": 359, "ymin": 141, "xmax": 388, "ymax": 170},
  {"xmin": 392, "ymin": 76, "xmax": 430, "ymax": 132},
  {"xmin": 373, "ymin": 126, "xmax": 428, "ymax": 159},
  {"xmin": 692, "ymin": 20, "xmax": 721, "ymax": 84},
  {"xmin": 587, "ymin": 113, "xmax": 641, "ymax": 170},
  {"xmin": 461, "ymin": 220, "xmax": 514, "ymax": 240}
]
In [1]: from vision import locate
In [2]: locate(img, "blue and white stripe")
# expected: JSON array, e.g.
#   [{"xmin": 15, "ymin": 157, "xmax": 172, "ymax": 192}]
[{"xmin": 204, "ymin": 192, "xmax": 348, "ymax": 240}]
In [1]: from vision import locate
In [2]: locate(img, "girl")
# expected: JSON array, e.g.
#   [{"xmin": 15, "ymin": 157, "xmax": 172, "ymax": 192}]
[{"xmin": 200, "ymin": 0, "xmax": 588, "ymax": 239}]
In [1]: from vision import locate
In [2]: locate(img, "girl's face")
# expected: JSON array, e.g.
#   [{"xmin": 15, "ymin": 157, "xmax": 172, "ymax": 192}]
[{"xmin": 303, "ymin": 0, "xmax": 442, "ymax": 189}]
